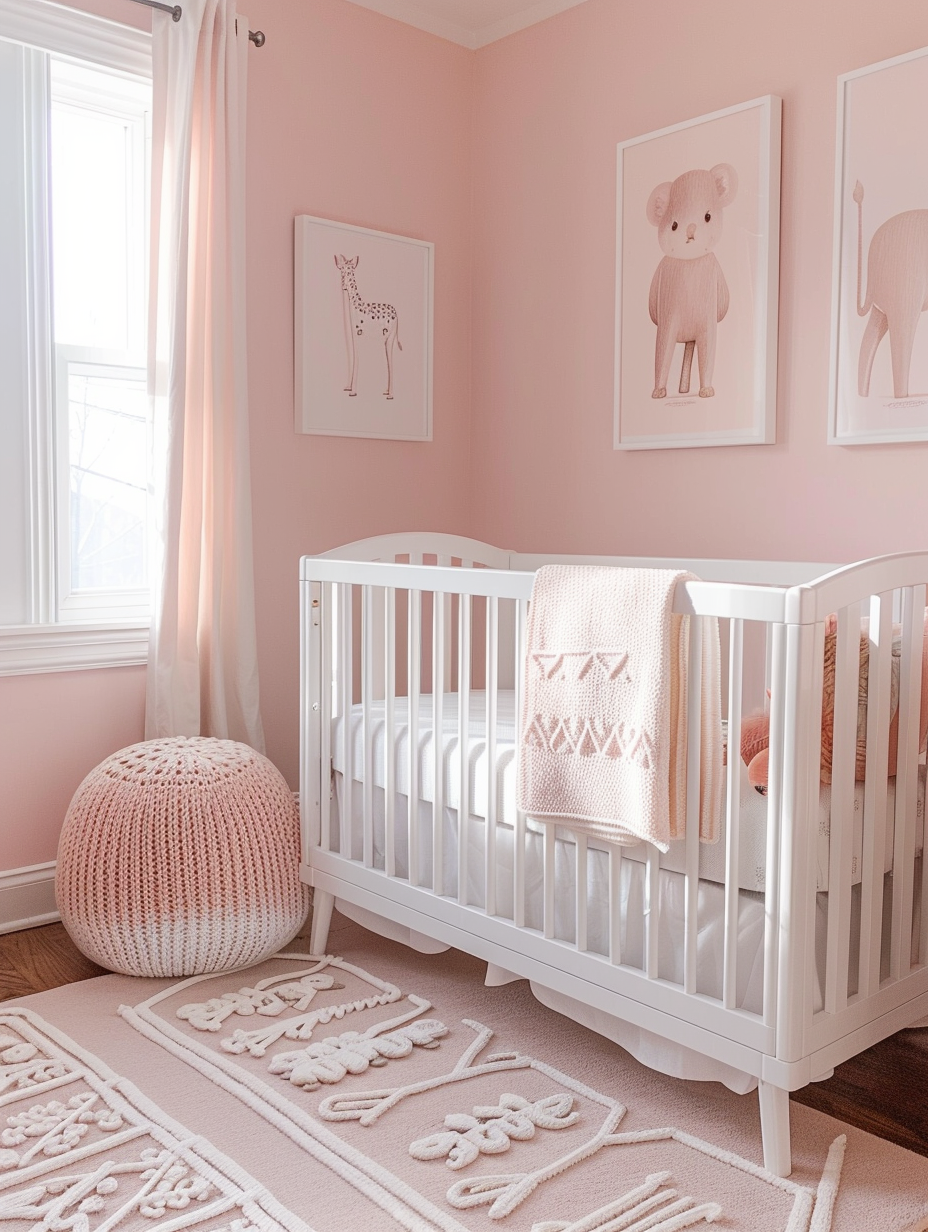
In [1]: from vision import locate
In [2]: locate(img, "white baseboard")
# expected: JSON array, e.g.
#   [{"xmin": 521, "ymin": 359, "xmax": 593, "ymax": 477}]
[{"xmin": 0, "ymin": 861, "xmax": 59, "ymax": 934}]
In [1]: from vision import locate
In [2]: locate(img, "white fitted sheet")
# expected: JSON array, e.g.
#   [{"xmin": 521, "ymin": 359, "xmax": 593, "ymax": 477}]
[{"xmin": 331, "ymin": 691, "xmax": 924, "ymax": 893}]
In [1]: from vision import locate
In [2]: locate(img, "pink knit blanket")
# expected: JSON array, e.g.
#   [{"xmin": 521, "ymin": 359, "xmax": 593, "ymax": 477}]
[{"xmin": 516, "ymin": 565, "xmax": 722, "ymax": 851}]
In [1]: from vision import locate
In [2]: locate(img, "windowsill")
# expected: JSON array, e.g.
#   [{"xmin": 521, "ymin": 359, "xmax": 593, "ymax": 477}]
[{"xmin": 0, "ymin": 621, "xmax": 149, "ymax": 676}]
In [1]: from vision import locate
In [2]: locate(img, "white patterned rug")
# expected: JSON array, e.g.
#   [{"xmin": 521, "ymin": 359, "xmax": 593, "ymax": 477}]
[
  {"xmin": 4, "ymin": 914, "xmax": 928, "ymax": 1232},
  {"xmin": 0, "ymin": 1005, "xmax": 309, "ymax": 1231}
]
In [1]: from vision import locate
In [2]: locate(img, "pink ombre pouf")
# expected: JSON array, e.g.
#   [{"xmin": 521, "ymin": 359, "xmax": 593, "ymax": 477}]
[{"xmin": 56, "ymin": 737, "xmax": 309, "ymax": 977}]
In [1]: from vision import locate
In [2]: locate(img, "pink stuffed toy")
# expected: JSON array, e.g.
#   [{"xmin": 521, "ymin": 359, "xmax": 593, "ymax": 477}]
[
  {"xmin": 740, "ymin": 612, "xmax": 928, "ymax": 795},
  {"xmin": 740, "ymin": 711, "xmax": 770, "ymax": 794}
]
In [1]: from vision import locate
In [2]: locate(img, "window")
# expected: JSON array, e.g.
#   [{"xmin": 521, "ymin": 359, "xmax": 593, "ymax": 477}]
[{"xmin": 0, "ymin": 0, "xmax": 152, "ymax": 673}]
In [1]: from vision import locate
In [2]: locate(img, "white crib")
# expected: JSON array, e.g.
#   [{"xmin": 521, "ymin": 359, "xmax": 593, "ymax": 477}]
[{"xmin": 298, "ymin": 532, "xmax": 928, "ymax": 1178}]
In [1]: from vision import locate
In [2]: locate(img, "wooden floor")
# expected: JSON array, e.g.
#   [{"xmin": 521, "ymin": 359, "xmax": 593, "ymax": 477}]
[{"xmin": 1, "ymin": 918, "xmax": 926, "ymax": 1159}]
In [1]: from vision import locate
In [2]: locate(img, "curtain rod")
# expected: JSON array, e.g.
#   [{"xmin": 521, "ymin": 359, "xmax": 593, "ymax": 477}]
[{"xmin": 126, "ymin": 0, "xmax": 266, "ymax": 46}]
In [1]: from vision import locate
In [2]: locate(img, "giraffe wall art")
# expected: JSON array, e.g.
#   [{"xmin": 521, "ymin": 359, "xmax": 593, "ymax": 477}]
[
  {"xmin": 294, "ymin": 215, "xmax": 433, "ymax": 440},
  {"xmin": 335, "ymin": 254, "xmax": 403, "ymax": 400}
]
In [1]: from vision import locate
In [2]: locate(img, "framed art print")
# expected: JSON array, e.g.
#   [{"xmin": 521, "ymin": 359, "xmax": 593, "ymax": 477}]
[
  {"xmin": 830, "ymin": 46, "xmax": 928, "ymax": 444},
  {"xmin": 294, "ymin": 215, "xmax": 433, "ymax": 440},
  {"xmin": 614, "ymin": 95, "xmax": 781, "ymax": 450}
]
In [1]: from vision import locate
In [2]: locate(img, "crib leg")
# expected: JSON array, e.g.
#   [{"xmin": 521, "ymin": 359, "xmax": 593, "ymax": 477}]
[
  {"xmin": 758, "ymin": 1080, "xmax": 792, "ymax": 1177},
  {"xmin": 309, "ymin": 889, "xmax": 335, "ymax": 955}
]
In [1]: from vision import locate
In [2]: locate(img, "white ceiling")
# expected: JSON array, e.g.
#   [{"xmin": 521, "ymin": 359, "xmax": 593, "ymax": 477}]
[{"xmin": 344, "ymin": 0, "xmax": 591, "ymax": 48}]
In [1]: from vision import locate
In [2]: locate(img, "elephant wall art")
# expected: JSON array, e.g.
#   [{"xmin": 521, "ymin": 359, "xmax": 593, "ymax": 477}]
[
  {"xmin": 853, "ymin": 181, "xmax": 928, "ymax": 401},
  {"xmin": 831, "ymin": 45, "xmax": 928, "ymax": 443}
]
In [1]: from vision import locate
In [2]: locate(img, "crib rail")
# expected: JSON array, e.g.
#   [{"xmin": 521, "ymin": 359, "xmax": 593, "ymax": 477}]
[{"xmin": 300, "ymin": 547, "xmax": 928, "ymax": 1090}]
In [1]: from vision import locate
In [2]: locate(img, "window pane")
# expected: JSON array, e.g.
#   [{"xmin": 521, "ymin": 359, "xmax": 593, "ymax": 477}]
[
  {"xmin": 49, "ymin": 56, "xmax": 152, "ymax": 617},
  {"xmin": 68, "ymin": 366, "xmax": 149, "ymax": 592},
  {"xmin": 50, "ymin": 83, "xmax": 142, "ymax": 353}
]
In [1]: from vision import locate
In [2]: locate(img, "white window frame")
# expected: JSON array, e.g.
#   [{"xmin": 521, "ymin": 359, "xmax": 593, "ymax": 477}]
[
  {"xmin": 0, "ymin": 0, "xmax": 152, "ymax": 676},
  {"xmin": 55, "ymin": 348, "xmax": 151, "ymax": 621}
]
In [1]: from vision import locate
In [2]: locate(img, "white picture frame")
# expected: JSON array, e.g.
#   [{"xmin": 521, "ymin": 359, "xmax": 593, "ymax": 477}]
[
  {"xmin": 614, "ymin": 95, "xmax": 781, "ymax": 450},
  {"xmin": 294, "ymin": 215, "xmax": 433, "ymax": 440},
  {"xmin": 829, "ymin": 46, "xmax": 928, "ymax": 445}
]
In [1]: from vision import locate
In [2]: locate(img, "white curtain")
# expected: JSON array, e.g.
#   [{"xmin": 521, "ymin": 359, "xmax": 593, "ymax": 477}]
[{"xmin": 145, "ymin": 0, "xmax": 264, "ymax": 750}]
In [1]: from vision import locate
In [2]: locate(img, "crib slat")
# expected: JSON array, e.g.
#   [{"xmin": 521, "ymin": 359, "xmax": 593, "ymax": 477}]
[
  {"xmin": 776, "ymin": 618, "xmax": 825, "ymax": 1060},
  {"xmin": 433, "ymin": 588, "xmax": 446, "ymax": 895},
  {"xmin": 301, "ymin": 580, "xmax": 320, "ymax": 866},
  {"xmin": 723, "ymin": 618, "xmax": 743, "ymax": 1010},
  {"xmin": 859, "ymin": 591, "xmax": 894, "ymax": 999},
  {"xmin": 514, "ymin": 812, "xmax": 526, "ymax": 929},
  {"xmin": 384, "ymin": 587, "xmax": 396, "ymax": 878},
  {"xmin": 437, "ymin": 556, "xmax": 454, "ymax": 691},
  {"xmin": 339, "ymin": 583, "xmax": 353, "ymax": 859},
  {"xmin": 609, "ymin": 845, "xmax": 623, "ymax": 966},
  {"xmin": 458, "ymin": 594, "xmax": 472, "ymax": 906},
  {"xmin": 485, "ymin": 597, "xmax": 499, "ymax": 918},
  {"xmin": 575, "ymin": 833, "xmax": 588, "ymax": 953},
  {"xmin": 543, "ymin": 824, "xmax": 555, "ymax": 940},
  {"xmin": 763, "ymin": 622, "xmax": 787, "ymax": 1030},
  {"xmin": 683, "ymin": 615, "xmax": 703, "ymax": 996},
  {"xmin": 824, "ymin": 602, "xmax": 861, "ymax": 1016},
  {"xmin": 318, "ymin": 582, "xmax": 333, "ymax": 854},
  {"xmin": 805, "ymin": 620, "xmax": 827, "ymax": 1023},
  {"xmin": 892, "ymin": 586, "xmax": 924, "ymax": 978},
  {"xmin": 514, "ymin": 597, "xmax": 528, "ymax": 929},
  {"xmin": 645, "ymin": 846, "xmax": 659, "ymax": 979},
  {"xmin": 362, "ymin": 586, "xmax": 375, "ymax": 869},
  {"xmin": 514, "ymin": 594, "xmax": 527, "ymax": 749},
  {"xmin": 408, "ymin": 590, "xmax": 421, "ymax": 888}
]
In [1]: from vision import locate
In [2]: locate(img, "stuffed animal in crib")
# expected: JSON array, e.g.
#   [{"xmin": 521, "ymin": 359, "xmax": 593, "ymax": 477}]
[
  {"xmin": 740, "ymin": 613, "xmax": 928, "ymax": 794},
  {"xmin": 646, "ymin": 164, "xmax": 738, "ymax": 400}
]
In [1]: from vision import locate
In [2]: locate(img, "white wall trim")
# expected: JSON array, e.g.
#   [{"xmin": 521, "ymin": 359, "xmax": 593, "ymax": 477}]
[
  {"xmin": 342, "ymin": 0, "xmax": 592, "ymax": 47},
  {"xmin": 0, "ymin": 0, "xmax": 151, "ymax": 76},
  {"xmin": 0, "ymin": 861, "xmax": 59, "ymax": 935},
  {"xmin": 0, "ymin": 623, "xmax": 149, "ymax": 676}
]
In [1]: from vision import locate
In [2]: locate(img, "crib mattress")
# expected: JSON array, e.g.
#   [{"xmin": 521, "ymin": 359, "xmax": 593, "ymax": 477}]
[{"xmin": 331, "ymin": 691, "xmax": 925, "ymax": 893}]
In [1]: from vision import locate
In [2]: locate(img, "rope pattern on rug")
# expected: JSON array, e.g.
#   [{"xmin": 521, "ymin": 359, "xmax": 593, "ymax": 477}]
[
  {"xmin": 121, "ymin": 954, "xmax": 850, "ymax": 1232},
  {"xmin": 0, "ymin": 1007, "xmax": 313, "ymax": 1232},
  {"xmin": 120, "ymin": 963, "xmax": 471, "ymax": 1232}
]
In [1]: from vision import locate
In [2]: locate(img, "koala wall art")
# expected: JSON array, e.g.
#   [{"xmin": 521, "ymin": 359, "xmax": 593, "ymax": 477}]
[
  {"xmin": 646, "ymin": 164, "xmax": 738, "ymax": 401},
  {"xmin": 615, "ymin": 96, "xmax": 781, "ymax": 450}
]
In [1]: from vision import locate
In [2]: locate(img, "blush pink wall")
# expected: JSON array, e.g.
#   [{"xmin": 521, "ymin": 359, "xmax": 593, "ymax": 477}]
[
  {"xmin": 469, "ymin": 0, "xmax": 928, "ymax": 564},
  {"xmin": 1, "ymin": 0, "xmax": 473, "ymax": 869},
  {"xmin": 0, "ymin": 667, "xmax": 146, "ymax": 869}
]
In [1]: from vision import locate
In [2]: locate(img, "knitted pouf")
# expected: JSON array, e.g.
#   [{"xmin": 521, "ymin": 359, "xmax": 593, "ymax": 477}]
[{"xmin": 56, "ymin": 737, "xmax": 309, "ymax": 977}]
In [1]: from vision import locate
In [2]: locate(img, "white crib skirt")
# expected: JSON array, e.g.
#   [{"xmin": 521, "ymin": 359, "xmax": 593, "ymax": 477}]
[{"xmin": 328, "ymin": 776, "xmax": 851, "ymax": 1093}]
